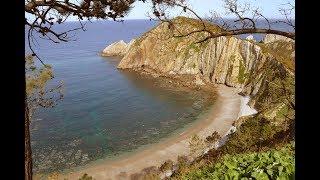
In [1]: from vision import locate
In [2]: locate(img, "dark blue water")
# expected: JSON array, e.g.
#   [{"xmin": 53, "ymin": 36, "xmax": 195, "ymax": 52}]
[{"xmin": 27, "ymin": 20, "xmax": 216, "ymax": 174}]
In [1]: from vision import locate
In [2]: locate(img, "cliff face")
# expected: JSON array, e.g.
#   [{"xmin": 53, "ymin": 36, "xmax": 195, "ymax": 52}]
[
  {"xmin": 118, "ymin": 18, "xmax": 293, "ymax": 88},
  {"xmin": 263, "ymin": 34, "xmax": 294, "ymax": 44},
  {"xmin": 102, "ymin": 39, "xmax": 136, "ymax": 57},
  {"xmin": 98, "ymin": 17, "xmax": 294, "ymax": 178},
  {"xmin": 113, "ymin": 17, "xmax": 294, "ymax": 121}
]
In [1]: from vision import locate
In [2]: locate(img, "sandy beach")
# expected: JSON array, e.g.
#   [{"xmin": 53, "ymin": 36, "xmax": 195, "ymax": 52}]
[{"xmin": 60, "ymin": 85, "xmax": 243, "ymax": 180}]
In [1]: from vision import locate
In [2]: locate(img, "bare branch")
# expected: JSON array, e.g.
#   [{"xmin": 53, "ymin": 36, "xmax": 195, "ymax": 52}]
[
  {"xmin": 25, "ymin": 0, "xmax": 137, "ymax": 64},
  {"xmin": 196, "ymin": 28, "xmax": 294, "ymax": 44},
  {"xmin": 150, "ymin": 0, "xmax": 294, "ymax": 45}
]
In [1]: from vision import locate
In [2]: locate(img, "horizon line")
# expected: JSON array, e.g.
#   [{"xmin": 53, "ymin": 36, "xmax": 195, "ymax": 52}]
[{"xmin": 65, "ymin": 17, "xmax": 295, "ymax": 22}]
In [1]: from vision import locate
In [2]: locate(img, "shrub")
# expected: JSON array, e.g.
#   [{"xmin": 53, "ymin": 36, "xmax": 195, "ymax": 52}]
[
  {"xmin": 79, "ymin": 173, "xmax": 94, "ymax": 180},
  {"xmin": 205, "ymin": 131, "xmax": 221, "ymax": 144},
  {"xmin": 182, "ymin": 143, "xmax": 295, "ymax": 180},
  {"xmin": 160, "ymin": 160, "xmax": 174, "ymax": 172},
  {"xmin": 177, "ymin": 155, "xmax": 190, "ymax": 166},
  {"xmin": 189, "ymin": 135, "xmax": 206, "ymax": 157},
  {"xmin": 222, "ymin": 116, "xmax": 281, "ymax": 154}
]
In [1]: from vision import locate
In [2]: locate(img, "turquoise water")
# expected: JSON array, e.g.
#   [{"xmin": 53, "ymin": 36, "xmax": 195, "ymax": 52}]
[{"xmin": 27, "ymin": 20, "xmax": 216, "ymax": 173}]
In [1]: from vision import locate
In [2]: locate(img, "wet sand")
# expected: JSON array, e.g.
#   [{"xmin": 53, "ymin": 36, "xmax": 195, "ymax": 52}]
[{"xmin": 60, "ymin": 85, "xmax": 242, "ymax": 180}]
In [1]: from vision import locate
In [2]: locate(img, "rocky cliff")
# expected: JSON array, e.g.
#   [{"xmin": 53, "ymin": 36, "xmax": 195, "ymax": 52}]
[
  {"xmin": 106, "ymin": 16, "xmax": 295, "ymax": 123},
  {"xmin": 98, "ymin": 17, "xmax": 294, "ymax": 179},
  {"xmin": 102, "ymin": 39, "xmax": 136, "ymax": 57}
]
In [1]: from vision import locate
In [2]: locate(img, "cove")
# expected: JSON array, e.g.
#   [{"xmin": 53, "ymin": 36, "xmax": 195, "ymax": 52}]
[{"xmin": 28, "ymin": 20, "xmax": 216, "ymax": 174}]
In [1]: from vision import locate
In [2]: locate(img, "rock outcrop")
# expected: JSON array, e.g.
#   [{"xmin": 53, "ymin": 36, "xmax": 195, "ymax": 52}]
[
  {"xmin": 101, "ymin": 39, "xmax": 136, "ymax": 57},
  {"xmin": 108, "ymin": 17, "xmax": 295, "ymax": 117},
  {"xmin": 263, "ymin": 34, "xmax": 294, "ymax": 44}
]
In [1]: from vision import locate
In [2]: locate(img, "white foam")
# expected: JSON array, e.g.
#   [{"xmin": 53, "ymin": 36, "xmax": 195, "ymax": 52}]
[
  {"xmin": 238, "ymin": 96, "xmax": 257, "ymax": 118},
  {"xmin": 214, "ymin": 95, "xmax": 258, "ymax": 149}
]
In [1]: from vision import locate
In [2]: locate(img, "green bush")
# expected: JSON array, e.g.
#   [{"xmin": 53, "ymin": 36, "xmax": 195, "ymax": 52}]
[
  {"xmin": 79, "ymin": 173, "xmax": 94, "ymax": 180},
  {"xmin": 205, "ymin": 131, "xmax": 221, "ymax": 144},
  {"xmin": 160, "ymin": 159, "xmax": 174, "ymax": 172},
  {"xmin": 222, "ymin": 116, "xmax": 280, "ymax": 154},
  {"xmin": 180, "ymin": 143, "xmax": 294, "ymax": 180}
]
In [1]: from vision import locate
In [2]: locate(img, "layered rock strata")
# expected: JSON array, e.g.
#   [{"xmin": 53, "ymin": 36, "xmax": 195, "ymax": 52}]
[{"xmin": 103, "ymin": 16, "xmax": 295, "ymax": 120}]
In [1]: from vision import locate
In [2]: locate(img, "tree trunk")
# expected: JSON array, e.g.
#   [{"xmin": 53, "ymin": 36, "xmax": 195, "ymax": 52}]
[{"xmin": 25, "ymin": 104, "xmax": 33, "ymax": 180}]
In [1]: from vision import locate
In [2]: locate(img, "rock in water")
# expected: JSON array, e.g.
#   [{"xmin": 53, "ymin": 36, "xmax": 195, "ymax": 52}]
[{"xmin": 101, "ymin": 40, "xmax": 128, "ymax": 57}]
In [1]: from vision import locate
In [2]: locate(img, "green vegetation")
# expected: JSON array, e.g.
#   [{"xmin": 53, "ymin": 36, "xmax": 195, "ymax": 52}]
[
  {"xmin": 184, "ymin": 43, "xmax": 201, "ymax": 59},
  {"xmin": 79, "ymin": 173, "xmax": 94, "ymax": 180},
  {"xmin": 253, "ymin": 66, "xmax": 294, "ymax": 123},
  {"xmin": 258, "ymin": 41, "xmax": 295, "ymax": 72},
  {"xmin": 205, "ymin": 131, "xmax": 221, "ymax": 144},
  {"xmin": 189, "ymin": 43, "xmax": 201, "ymax": 52},
  {"xmin": 180, "ymin": 143, "xmax": 294, "ymax": 180},
  {"xmin": 172, "ymin": 71, "xmax": 295, "ymax": 179},
  {"xmin": 133, "ymin": 16, "xmax": 222, "ymax": 53},
  {"xmin": 276, "ymin": 104, "xmax": 289, "ymax": 119},
  {"xmin": 25, "ymin": 55, "xmax": 54, "ymax": 96},
  {"xmin": 238, "ymin": 60, "xmax": 249, "ymax": 84},
  {"xmin": 222, "ymin": 116, "xmax": 286, "ymax": 154},
  {"xmin": 160, "ymin": 159, "xmax": 174, "ymax": 172},
  {"xmin": 172, "ymin": 16, "xmax": 222, "ymax": 35},
  {"xmin": 226, "ymin": 55, "xmax": 236, "ymax": 77},
  {"xmin": 226, "ymin": 54, "xmax": 249, "ymax": 84}
]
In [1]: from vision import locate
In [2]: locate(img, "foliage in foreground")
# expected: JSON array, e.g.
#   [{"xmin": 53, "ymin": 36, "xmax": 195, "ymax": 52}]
[
  {"xmin": 25, "ymin": 55, "xmax": 64, "ymax": 116},
  {"xmin": 180, "ymin": 143, "xmax": 295, "ymax": 180}
]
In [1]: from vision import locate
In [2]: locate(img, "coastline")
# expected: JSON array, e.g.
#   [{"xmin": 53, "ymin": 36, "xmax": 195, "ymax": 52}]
[{"xmin": 60, "ymin": 84, "xmax": 246, "ymax": 180}]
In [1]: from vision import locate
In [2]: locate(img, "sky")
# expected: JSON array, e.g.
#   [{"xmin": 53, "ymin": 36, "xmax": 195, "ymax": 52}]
[
  {"xmin": 125, "ymin": 0, "xmax": 295, "ymax": 19},
  {"xmin": 25, "ymin": 0, "xmax": 295, "ymax": 21}
]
